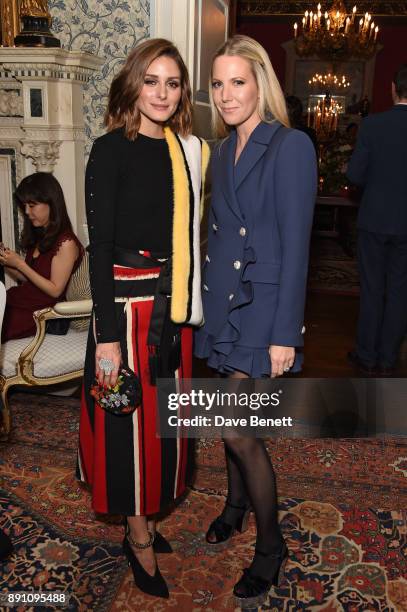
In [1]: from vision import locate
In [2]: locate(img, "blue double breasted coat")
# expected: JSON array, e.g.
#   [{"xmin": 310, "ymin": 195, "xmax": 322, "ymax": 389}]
[{"xmin": 195, "ymin": 121, "xmax": 317, "ymax": 377}]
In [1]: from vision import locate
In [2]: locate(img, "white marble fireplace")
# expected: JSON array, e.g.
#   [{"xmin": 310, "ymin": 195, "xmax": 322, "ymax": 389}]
[{"xmin": 0, "ymin": 47, "xmax": 102, "ymax": 287}]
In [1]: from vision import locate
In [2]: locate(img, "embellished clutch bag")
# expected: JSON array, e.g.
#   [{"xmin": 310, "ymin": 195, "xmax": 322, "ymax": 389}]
[{"xmin": 90, "ymin": 367, "xmax": 142, "ymax": 415}]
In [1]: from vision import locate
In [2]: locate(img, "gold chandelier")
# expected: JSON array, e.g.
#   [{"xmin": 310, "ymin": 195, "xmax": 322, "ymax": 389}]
[
  {"xmin": 307, "ymin": 96, "xmax": 342, "ymax": 140},
  {"xmin": 309, "ymin": 72, "xmax": 350, "ymax": 90},
  {"xmin": 293, "ymin": 1, "xmax": 379, "ymax": 60}
]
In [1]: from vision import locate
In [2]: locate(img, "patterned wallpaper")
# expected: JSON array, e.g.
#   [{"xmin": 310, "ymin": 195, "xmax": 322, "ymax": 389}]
[{"xmin": 48, "ymin": 0, "xmax": 150, "ymax": 151}]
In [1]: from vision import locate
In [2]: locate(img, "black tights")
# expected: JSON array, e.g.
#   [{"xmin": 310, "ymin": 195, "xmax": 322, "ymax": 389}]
[
  {"xmin": 220, "ymin": 374, "xmax": 284, "ymax": 578},
  {"xmin": 223, "ymin": 438, "xmax": 283, "ymax": 547}
]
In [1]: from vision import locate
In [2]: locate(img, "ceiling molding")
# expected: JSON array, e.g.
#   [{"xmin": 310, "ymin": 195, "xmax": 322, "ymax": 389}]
[{"xmin": 238, "ymin": 1, "xmax": 407, "ymax": 18}]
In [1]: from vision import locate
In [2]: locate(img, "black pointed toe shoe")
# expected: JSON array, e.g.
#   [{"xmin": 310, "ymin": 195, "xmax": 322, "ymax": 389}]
[
  {"xmin": 153, "ymin": 531, "xmax": 173, "ymax": 554},
  {"xmin": 123, "ymin": 528, "xmax": 169, "ymax": 599},
  {"xmin": 0, "ymin": 528, "xmax": 13, "ymax": 561}
]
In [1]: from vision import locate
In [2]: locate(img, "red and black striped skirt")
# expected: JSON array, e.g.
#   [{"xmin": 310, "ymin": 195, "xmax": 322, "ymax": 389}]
[{"xmin": 77, "ymin": 262, "xmax": 194, "ymax": 516}]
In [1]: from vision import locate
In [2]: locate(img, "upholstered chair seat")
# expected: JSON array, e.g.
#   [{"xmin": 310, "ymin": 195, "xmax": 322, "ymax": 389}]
[{"xmin": 0, "ymin": 254, "xmax": 92, "ymax": 441}]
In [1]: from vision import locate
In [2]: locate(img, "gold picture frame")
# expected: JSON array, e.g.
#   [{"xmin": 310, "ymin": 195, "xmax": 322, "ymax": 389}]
[{"xmin": 0, "ymin": 0, "xmax": 20, "ymax": 47}]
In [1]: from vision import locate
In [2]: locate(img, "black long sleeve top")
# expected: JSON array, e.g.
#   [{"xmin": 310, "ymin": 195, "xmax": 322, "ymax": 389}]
[{"xmin": 86, "ymin": 128, "xmax": 173, "ymax": 343}]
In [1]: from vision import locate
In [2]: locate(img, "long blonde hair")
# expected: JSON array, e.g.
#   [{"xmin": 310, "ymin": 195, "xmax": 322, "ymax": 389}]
[{"xmin": 209, "ymin": 35, "xmax": 289, "ymax": 138}]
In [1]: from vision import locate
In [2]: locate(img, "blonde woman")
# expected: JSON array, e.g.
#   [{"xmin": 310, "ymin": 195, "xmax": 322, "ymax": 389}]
[{"xmin": 195, "ymin": 35, "xmax": 317, "ymax": 607}]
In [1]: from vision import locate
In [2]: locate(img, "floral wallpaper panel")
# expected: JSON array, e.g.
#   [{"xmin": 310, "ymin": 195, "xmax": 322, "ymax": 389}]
[{"xmin": 48, "ymin": 0, "xmax": 150, "ymax": 151}]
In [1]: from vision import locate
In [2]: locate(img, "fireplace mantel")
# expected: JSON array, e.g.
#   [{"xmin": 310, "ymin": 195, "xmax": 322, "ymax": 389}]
[
  {"xmin": 0, "ymin": 48, "xmax": 103, "ymax": 281},
  {"xmin": 0, "ymin": 47, "xmax": 103, "ymax": 75}
]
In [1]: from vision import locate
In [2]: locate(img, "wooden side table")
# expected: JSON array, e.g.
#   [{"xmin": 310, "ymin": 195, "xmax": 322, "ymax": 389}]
[{"xmin": 314, "ymin": 195, "xmax": 359, "ymax": 256}]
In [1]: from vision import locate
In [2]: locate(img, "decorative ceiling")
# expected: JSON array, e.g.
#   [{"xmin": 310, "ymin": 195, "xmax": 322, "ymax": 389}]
[{"xmin": 238, "ymin": 1, "xmax": 407, "ymax": 17}]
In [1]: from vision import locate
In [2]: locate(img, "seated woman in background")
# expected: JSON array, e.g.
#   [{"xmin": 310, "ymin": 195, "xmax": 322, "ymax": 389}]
[{"xmin": 0, "ymin": 172, "xmax": 83, "ymax": 342}]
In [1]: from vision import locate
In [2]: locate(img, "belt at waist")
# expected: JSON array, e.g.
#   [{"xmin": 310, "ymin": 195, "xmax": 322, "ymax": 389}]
[
  {"xmin": 114, "ymin": 247, "xmax": 170, "ymax": 269},
  {"xmin": 113, "ymin": 247, "xmax": 172, "ymax": 297},
  {"xmin": 113, "ymin": 248, "xmax": 174, "ymax": 377}
]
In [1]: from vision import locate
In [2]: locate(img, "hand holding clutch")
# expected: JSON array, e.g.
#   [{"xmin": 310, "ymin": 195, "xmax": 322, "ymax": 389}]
[{"xmin": 90, "ymin": 367, "xmax": 142, "ymax": 415}]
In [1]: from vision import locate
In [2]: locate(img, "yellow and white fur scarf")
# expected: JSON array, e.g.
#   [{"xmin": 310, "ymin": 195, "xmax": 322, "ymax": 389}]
[{"xmin": 164, "ymin": 127, "xmax": 210, "ymax": 326}]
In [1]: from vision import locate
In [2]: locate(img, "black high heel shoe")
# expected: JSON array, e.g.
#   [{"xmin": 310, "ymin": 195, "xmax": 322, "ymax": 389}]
[
  {"xmin": 0, "ymin": 528, "xmax": 13, "ymax": 561},
  {"xmin": 206, "ymin": 501, "xmax": 251, "ymax": 545},
  {"xmin": 153, "ymin": 531, "xmax": 172, "ymax": 554},
  {"xmin": 233, "ymin": 541, "xmax": 288, "ymax": 608},
  {"xmin": 123, "ymin": 527, "xmax": 169, "ymax": 599},
  {"xmin": 123, "ymin": 517, "xmax": 172, "ymax": 553}
]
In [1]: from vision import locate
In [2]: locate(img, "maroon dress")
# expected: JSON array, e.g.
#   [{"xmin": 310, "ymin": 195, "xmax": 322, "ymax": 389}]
[{"xmin": 2, "ymin": 231, "xmax": 83, "ymax": 342}]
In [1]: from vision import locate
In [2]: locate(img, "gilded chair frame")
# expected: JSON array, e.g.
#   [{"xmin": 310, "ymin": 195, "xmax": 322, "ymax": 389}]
[{"xmin": 0, "ymin": 298, "xmax": 92, "ymax": 440}]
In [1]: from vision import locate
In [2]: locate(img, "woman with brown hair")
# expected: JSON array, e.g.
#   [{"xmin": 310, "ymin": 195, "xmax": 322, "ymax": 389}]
[
  {"xmin": 0, "ymin": 172, "xmax": 83, "ymax": 342},
  {"xmin": 78, "ymin": 39, "xmax": 209, "ymax": 598}
]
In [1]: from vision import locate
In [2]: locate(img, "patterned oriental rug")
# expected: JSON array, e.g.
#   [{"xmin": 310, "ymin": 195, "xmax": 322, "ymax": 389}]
[
  {"xmin": 0, "ymin": 393, "xmax": 406, "ymax": 611},
  {"xmin": 308, "ymin": 237, "xmax": 359, "ymax": 296}
]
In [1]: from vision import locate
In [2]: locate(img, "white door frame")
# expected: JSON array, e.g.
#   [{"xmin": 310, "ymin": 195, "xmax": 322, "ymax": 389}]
[
  {"xmin": 150, "ymin": 0, "xmax": 196, "ymax": 84},
  {"xmin": 150, "ymin": 0, "xmax": 230, "ymax": 139}
]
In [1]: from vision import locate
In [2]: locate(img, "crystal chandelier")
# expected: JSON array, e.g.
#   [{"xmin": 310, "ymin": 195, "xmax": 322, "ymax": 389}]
[
  {"xmin": 293, "ymin": 1, "xmax": 379, "ymax": 60},
  {"xmin": 309, "ymin": 72, "xmax": 350, "ymax": 90}
]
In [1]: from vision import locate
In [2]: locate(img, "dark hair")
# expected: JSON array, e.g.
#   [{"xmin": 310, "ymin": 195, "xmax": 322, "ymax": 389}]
[
  {"xmin": 393, "ymin": 63, "xmax": 407, "ymax": 99},
  {"xmin": 285, "ymin": 95, "xmax": 304, "ymax": 128},
  {"xmin": 105, "ymin": 38, "xmax": 193, "ymax": 140},
  {"xmin": 15, "ymin": 172, "xmax": 73, "ymax": 253}
]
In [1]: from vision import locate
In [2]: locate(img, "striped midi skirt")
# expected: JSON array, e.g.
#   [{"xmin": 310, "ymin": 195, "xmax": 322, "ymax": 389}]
[{"xmin": 77, "ymin": 263, "xmax": 194, "ymax": 516}]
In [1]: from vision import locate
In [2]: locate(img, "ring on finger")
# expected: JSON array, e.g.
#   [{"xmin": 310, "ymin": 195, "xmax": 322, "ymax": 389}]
[
  {"xmin": 103, "ymin": 368, "xmax": 119, "ymax": 376},
  {"xmin": 98, "ymin": 357, "xmax": 115, "ymax": 375}
]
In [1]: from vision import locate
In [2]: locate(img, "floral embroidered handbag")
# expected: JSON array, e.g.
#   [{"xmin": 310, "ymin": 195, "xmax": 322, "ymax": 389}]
[{"xmin": 90, "ymin": 367, "xmax": 142, "ymax": 415}]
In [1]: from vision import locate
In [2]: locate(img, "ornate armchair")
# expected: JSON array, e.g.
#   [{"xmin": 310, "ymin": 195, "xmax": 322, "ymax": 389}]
[{"xmin": 0, "ymin": 255, "xmax": 92, "ymax": 441}]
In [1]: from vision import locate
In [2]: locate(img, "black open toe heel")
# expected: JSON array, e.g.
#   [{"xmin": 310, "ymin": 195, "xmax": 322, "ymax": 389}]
[
  {"xmin": 233, "ymin": 541, "xmax": 288, "ymax": 608},
  {"xmin": 123, "ymin": 526, "xmax": 169, "ymax": 599},
  {"xmin": 206, "ymin": 501, "xmax": 251, "ymax": 545}
]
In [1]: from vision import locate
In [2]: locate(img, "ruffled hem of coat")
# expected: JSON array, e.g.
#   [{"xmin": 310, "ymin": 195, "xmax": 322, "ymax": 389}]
[
  {"xmin": 194, "ymin": 244, "xmax": 303, "ymax": 377},
  {"xmin": 194, "ymin": 329, "xmax": 269, "ymax": 377},
  {"xmin": 195, "ymin": 329, "xmax": 303, "ymax": 378}
]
